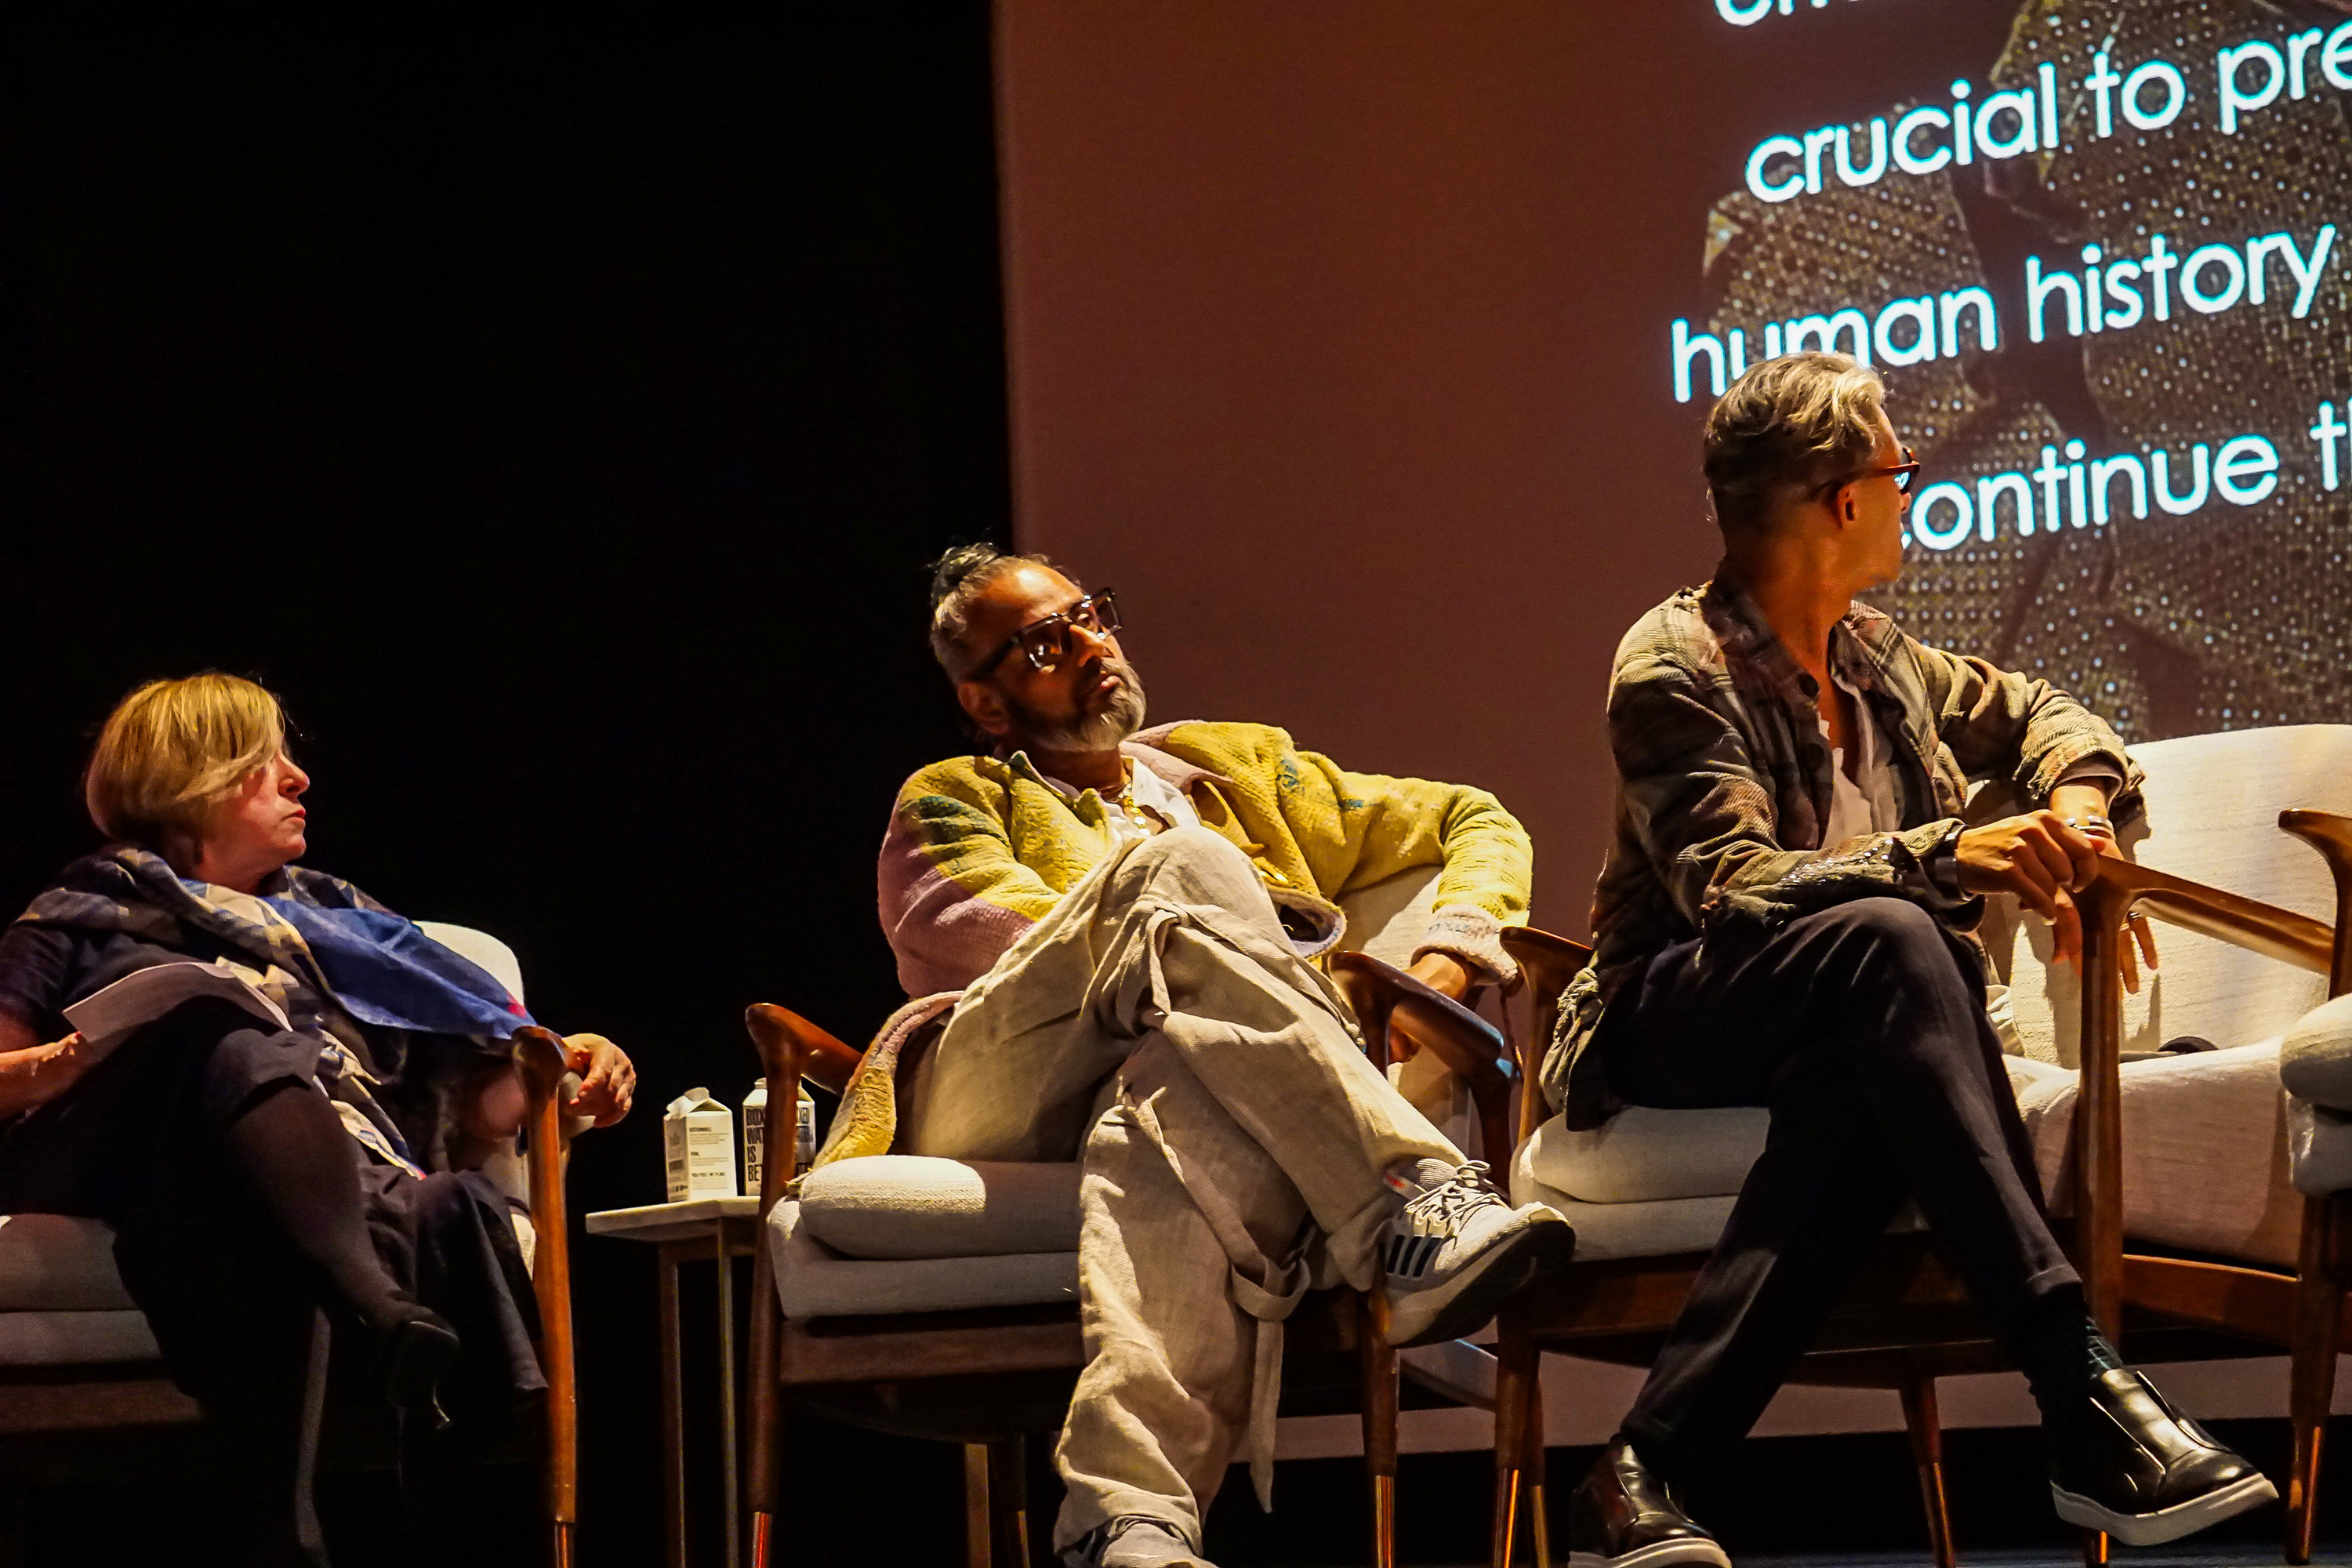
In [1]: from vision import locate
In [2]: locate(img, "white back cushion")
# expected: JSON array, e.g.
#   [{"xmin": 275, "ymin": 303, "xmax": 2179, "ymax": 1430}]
[
  {"xmin": 1987, "ymin": 725, "xmax": 2352, "ymax": 1066},
  {"xmin": 412, "ymin": 921, "xmax": 534, "ymax": 1210},
  {"xmin": 415, "ymin": 921, "xmax": 525, "ymax": 1006},
  {"xmin": 1336, "ymin": 866, "xmax": 1443, "ymax": 968},
  {"xmin": 1335, "ymin": 866, "xmax": 1490, "ymax": 1150}
]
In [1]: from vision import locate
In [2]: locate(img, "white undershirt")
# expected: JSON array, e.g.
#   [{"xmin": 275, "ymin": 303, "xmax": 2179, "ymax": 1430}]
[
  {"xmin": 1817, "ymin": 670, "xmax": 2123, "ymax": 844},
  {"xmin": 1042, "ymin": 756, "xmax": 1200, "ymax": 844},
  {"xmin": 1820, "ymin": 669, "xmax": 1904, "ymax": 844}
]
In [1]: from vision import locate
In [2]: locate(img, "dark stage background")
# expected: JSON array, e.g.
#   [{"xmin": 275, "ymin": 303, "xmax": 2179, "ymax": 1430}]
[
  {"xmin": 5, "ymin": 8, "xmax": 2349, "ymax": 1566},
  {"xmin": 0, "ymin": 13, "xmax": 1008, "ymax": 1564}
]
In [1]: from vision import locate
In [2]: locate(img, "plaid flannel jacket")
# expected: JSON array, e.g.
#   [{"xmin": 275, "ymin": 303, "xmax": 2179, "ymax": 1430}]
[{"xmin": 1541, "ymin": 579, "xmax": 2142, "ymax": 1129}]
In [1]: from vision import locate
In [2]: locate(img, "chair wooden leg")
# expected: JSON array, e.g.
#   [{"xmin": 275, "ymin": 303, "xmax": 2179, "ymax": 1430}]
[
  {"xmin": 749, "ymin": 1374, "xmax": 784, "ymax": 1568},
  {"xmin": 1524, "ymin": 1362, "xmax": 1551, "ymax": 1568},
  {"xmin": 1896, "ymin": 1365, "xmax": 1955, "ymax": 1568},
  {"xmin": 1491, "ymin": 1311, "xmax": 1538, "ymax": 1568},
  {"xmin": 986, "ymin": 1437, "xmax": 1032, "ymax": 1568},
  {"xmin": 1359, "ymin": 1293, "xmax": 1400, "ymax": 1568},
  {"xmin": 2288, "ymin": 1193, "xmax": 2345, "ymax": 1565},
  {"xmin": 964, "ymin": 1444, "xmax": 994, "ymax": 1568}
]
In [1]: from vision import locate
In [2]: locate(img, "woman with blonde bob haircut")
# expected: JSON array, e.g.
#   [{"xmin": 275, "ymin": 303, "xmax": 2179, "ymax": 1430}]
[
  {"xmin": 0, "ymin": 673, "xmax": 638, "ymax": 1566},
  {"xmin": 83, "ymin": 672, "xmax": 291, "ymax": 858}
]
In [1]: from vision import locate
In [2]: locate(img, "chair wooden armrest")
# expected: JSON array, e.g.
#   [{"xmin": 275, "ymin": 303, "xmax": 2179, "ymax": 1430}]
[
  {"xmin": 514, "ymin": 1025, "xmax": 580, "ymax": 1568},
  {"xmin": 1498, "ymin": 926, "xmax": 1594, "ymax": 1148},
  {"xmin": 2073, "ymin": 854, "xmax": 2339, "ymax": 1330},
  {"xmin": 2281, "ymin": 810, "xmax": 2352, "ymax": 992},
  {"xmin": 2069, "ymin": 812, "xmax": 2352, "ymax": 1563},
  {"xmin": 1330, "ymin": 951, "xmax": 1515, "ymax": 1167}
]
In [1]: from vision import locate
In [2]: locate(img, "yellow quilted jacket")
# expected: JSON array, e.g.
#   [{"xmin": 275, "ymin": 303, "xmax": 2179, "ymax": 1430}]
[{"xmin": 876, "ymin": 719, "xmax": 1532, "ymax": 997}]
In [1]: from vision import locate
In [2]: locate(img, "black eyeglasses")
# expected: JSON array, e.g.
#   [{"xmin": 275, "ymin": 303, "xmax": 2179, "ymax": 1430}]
[{"xmin": 978, "ymin": 589, "xmax": 1123, "ymax": 676}]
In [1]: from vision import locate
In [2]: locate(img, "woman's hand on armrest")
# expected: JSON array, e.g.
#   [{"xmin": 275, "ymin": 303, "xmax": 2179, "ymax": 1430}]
[{"xmin": 561, "ymin": 1033, "xmax": 636, "ymax": 1127}]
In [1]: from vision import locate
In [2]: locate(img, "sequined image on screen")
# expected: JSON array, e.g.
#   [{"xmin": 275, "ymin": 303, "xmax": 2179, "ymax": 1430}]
[{"xmin": 1693, "ymin": 0, "xmax": 2352, "ymax": 742}]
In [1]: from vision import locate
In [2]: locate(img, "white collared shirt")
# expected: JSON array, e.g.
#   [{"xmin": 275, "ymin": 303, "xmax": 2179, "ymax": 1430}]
[{"xmin": 1041, "ymin": 754, "xmax": 1200, "ymax": 844}]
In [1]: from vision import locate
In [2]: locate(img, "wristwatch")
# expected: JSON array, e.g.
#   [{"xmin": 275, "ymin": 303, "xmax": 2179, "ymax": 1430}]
[{"xmin": 1924, "ymin": 818, "xmax": 1969, "ymax": 903}]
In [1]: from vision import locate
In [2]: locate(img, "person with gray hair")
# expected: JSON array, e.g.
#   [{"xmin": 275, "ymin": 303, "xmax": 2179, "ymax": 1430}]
[{"xmin": 1548, "ymin": 353, "xmax": 2272, "ymax": 1567}]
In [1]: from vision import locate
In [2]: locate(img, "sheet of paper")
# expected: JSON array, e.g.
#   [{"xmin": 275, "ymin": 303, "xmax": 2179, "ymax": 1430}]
[{"xmin": 63, "ymin": 961, "xmax": 291, "ymax": 1053}]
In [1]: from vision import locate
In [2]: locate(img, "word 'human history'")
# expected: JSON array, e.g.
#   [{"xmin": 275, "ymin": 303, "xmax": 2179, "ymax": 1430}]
[
  {"xmin": 1743, "ymin": 30, "xmax": 2352, "ymax": 205},
  {"xmin": 1669, "ymin": 220, "xmax": 2337, "ymax": 402}
]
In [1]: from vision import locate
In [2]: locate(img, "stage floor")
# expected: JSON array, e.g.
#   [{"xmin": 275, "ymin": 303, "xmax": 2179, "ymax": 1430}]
[{"xmin": 1730, "ymin": 1555, "xmax": 2352, "ymax": 1568}]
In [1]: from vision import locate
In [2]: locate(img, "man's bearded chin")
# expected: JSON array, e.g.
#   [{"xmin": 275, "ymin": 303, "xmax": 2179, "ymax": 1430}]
[{"xmin": 1015, "ymin": 659, "xmax": 1149, "ymax": 752}]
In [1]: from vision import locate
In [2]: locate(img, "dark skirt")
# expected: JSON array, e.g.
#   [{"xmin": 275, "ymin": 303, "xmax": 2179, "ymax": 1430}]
[{"xmin": 0, "ymin": 996, "xmax": 543, "ymax": 1427}]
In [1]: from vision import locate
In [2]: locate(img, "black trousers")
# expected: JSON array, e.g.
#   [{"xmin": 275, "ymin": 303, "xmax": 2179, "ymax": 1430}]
[{"xmin": 1603, "ymin": 897, "xmax": 2077, "ymax": 1476}]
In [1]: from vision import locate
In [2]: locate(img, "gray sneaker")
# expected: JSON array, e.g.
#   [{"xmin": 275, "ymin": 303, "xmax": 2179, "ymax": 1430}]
[
  {"xmin": 1380, "ymin": 1159, "xmax": 1574, "ymax": 1348},
  {"xmin": 1063, "ymin": 1516, "xmax": 1214, "ymax": 1568}
]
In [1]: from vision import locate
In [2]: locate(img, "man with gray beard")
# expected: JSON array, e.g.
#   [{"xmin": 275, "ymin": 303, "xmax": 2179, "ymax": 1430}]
[{"xmin": 866, "ymin": 545, "xmax": 1561, "ymax": 1568}]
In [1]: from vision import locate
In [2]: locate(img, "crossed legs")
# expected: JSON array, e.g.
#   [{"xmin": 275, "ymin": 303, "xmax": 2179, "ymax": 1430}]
[
  {"xmin": 1603, "ymin": 897, "xmax": 2076, "ymax": 1474},
  {"xmin": 902, "ymin": 828, "xmax": 1459, "ymax": 1551}
]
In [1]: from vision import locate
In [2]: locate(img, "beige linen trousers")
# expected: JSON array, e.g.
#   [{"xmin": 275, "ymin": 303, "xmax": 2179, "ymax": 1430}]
[{"xmin": 900, "ymin": 826, "xmax": 1461, "ymax": 1553}]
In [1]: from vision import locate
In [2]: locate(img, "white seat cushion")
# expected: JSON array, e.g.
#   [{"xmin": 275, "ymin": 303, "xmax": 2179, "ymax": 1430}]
[
  {"xmin": 1519, "ymin": 1108, "xmax": 1769, "ymax": 1204},
  {"xmin": 1513, "ymin": 1058, "xmax": 2075, "ymax": 1262},
  {"xmin": 768, "ymin": 1200, "xmax": 1077, "ymax": 1320},
  {"xmin": 0, "ymin": 1217, "xmax": 159, "ymax": 1367},
  {"xmin": 2029, "ymin": 1042, "xmax": 2301, "ymax": 1269},
  {"xmin": 0, "ymin": 1310, "xmax": 160, "ymax": 1366},
  {"xmin": 2289, "ymin": 1100, "xmax": 2352, "ymax": 1197},
  {"xmin": 0, "ymin": 1215, "xmax": 136, "ymax": 1311},
  {"xmin": 796, "ymin": 1156, "xmax": 1083, "ymax": 1260},
  {"xmin": 1508, "ymin": 1184, "xmax": 1740, "ymax": 1262},
  {"xmin": 2281, "ymin": 993, "xmax": 2352, "ymax": 1112}
]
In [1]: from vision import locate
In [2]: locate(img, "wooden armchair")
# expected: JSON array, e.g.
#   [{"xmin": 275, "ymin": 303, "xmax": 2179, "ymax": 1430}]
[
  {"xmin": 1492, "ymin": 725, "xmax": 2352, "ymax": 1568},
  {"xmin": 1969, "ymin": 724, "xmax": 2352, "ymax": 1563},
  {"xmin": 2060, "ymin": 815, "xmax": 2351, "ymax": 1563},
  {"xmin": 1487, "ymin": 920, "xmax": 2060, "ymax": 1568},
  {"xmin": 0, "ymin": 924, "xmax": 582, "ymax": 1566},
  {"xmin": 742, "ymin": 947, "xmax": 1519, "ymax": 1568}
]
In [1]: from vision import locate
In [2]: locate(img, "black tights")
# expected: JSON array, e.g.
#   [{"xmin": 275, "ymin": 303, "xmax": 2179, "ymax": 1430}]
[{"xmin": 229, "ymin": 1080, "xmax": 412, "ymax": 1331}]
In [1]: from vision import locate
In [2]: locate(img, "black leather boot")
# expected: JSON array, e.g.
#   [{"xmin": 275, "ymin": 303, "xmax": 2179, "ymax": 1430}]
[
  {"xmin": 1565, "ymin": 1439, "xmax": 1730, "ymax": 1568},
  {"xmin": 2047, "ymin": 1368, "xmax": 2278, "ymax": 1544}
]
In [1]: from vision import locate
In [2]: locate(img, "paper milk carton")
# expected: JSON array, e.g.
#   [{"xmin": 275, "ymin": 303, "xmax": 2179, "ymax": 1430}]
[
  {"xmin": 663, "ymin": 1087, "xmax": 737, "ymax": 1203},
  {"xmin": 742, "ymin": 1078, "xmax": 821, "ymax": 1196},
  {"xmin": 742, "ymin": 1078, "xmax": 767, "ymax": 1196}
]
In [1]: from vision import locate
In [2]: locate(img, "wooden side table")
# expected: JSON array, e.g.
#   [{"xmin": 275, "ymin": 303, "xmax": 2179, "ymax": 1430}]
[{"xmin": 586, "ymin": 1196, "xmax": 761, "ymax": 1568}]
